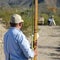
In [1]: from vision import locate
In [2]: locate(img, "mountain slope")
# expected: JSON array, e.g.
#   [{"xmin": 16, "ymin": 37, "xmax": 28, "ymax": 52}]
[
  {"xmin": 0, "ymin": 0, "xmax": 44, "ymax": 8},
  {"xmin": 0, "ymin": 0, "xmax": 60, "ymax": 9},
  {"xmin": 0, "ymin": 0, "xmax": 60, "ymax": 7}
]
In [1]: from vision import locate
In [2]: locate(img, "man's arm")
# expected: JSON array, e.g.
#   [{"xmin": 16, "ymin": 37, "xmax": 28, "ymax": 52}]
[{"xmin": 17, "ymin": 33, "xmax": 35, "ymax": 58}]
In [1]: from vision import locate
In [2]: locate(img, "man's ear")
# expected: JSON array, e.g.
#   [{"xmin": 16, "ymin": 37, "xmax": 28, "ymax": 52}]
[
  {"xmin": 19, "ymin": 23, "xmax": 21, "ymax": 26},
  {"xmin": 19, "ymin": 23, "xmax": 23, "ymax": 26}
]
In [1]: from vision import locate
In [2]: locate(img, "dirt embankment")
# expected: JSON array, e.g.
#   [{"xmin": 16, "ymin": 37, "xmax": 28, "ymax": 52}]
[{"xmin": 0, "ymin": 23, "xmax": 7, "ymax": 60}]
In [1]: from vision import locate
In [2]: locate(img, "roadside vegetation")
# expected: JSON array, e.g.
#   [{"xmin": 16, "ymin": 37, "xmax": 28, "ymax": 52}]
[
  {"xmin": 39, "ymin": 13, "xmax": 60, "ymax": 25},
  {"xmin": 0, "ymin": 8, "xmax": 34, "ymax": 36},
  {"xmin": 0, "ymin": 7, "xmax": 60, "ymax": 36}
]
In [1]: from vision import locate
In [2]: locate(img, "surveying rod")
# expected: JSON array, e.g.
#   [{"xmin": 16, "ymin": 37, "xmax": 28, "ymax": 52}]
[{"xmin": 33, "ymin": 0, "xmax": 38, "ymax": 60}]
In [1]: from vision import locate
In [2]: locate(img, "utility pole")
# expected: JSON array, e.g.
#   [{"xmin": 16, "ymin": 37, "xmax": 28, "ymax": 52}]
[{"xmin": 33, "ymin": 0, "xmax": 38, "ymax": 60}]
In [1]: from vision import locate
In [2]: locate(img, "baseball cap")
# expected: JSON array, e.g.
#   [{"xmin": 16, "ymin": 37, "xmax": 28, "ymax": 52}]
[{"xmin": 10, "ymin": 14, "xmax": 24, "ymax": 23}]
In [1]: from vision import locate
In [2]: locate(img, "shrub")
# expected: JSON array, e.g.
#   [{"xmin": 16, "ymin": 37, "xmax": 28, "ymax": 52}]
[{"xmin": 0, "ymin": 9, "xmax": 34, "ymax": 36}]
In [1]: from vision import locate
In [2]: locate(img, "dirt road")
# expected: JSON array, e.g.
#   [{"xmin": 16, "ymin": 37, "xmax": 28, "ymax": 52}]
[{"xmin": 38, "ymin": 26, "xmax": 60, "ymax": 60}]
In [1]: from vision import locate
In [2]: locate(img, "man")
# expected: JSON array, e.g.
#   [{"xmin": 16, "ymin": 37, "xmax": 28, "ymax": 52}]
[
  {"xmin": 48, "ymin": 15, "xmax": 56, "ymax": 26},
  {"xmin": 4, "ymin": 14, "xmax": 37, "ymax": 60}
]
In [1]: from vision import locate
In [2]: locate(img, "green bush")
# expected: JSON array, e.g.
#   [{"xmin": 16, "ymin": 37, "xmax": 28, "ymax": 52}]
[
  {"xmin": 0, "ymin": 8, "xmax": 60, "ymax": 36},
  {"xmin": 54, "ymin": 15, "xmax": 60, "ymax": 25},
  {"xmin": 21, "ymin": 10, "xmax": 34, "ymax": 36},
  {"xmin": 0, "ymin": 9, "xmax": 34, "ymax": 36}
]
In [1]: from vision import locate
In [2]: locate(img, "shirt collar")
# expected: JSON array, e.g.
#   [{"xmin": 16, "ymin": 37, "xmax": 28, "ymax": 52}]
[{"xmin": 10, "ymin": 27, "xmax": 20, "ymax": 31}]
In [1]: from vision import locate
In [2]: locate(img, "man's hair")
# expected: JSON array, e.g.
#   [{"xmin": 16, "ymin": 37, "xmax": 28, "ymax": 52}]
[{"xmin": 10, "ymin": 23, "xmax": 17, "ymax": 27}]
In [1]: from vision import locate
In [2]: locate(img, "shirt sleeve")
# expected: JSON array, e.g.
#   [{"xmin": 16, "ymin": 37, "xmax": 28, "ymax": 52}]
[{"xmin": 17, "ymin": 32, "xmax": 34, "ymax": 58}]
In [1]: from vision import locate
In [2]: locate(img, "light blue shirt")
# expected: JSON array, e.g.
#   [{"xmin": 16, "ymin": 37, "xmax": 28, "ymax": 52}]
[{"xmin": 4, "ymin": 27, "xmax": 34, "ymax": 60}]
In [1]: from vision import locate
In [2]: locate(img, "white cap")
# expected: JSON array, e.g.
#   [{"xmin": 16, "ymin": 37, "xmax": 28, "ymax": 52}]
[{"xmin": 10, "ymin": 14, "xmax": 24, "ymax": 23}]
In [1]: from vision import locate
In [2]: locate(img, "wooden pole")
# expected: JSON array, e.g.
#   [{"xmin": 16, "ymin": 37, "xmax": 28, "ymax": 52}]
[{"xmin": 33, "ymin": 0, "xmax": 38, "ymax": 60}]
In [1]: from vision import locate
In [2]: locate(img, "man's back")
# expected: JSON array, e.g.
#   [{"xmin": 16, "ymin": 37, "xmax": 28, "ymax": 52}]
[{"xmin": 4, "ymin": 27, "xmax": 34, "ymax": 60}]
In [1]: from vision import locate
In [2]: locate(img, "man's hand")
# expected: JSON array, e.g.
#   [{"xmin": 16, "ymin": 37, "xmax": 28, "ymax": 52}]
[{"xmin": 34, "ymin": 48, "xmax": 38, "ymax": 56}]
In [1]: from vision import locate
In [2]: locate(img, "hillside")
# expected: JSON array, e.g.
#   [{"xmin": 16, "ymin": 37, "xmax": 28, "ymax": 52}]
[{"xmin": 0, "ymin": 0, "xmax": 60, "ymax": 8}]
